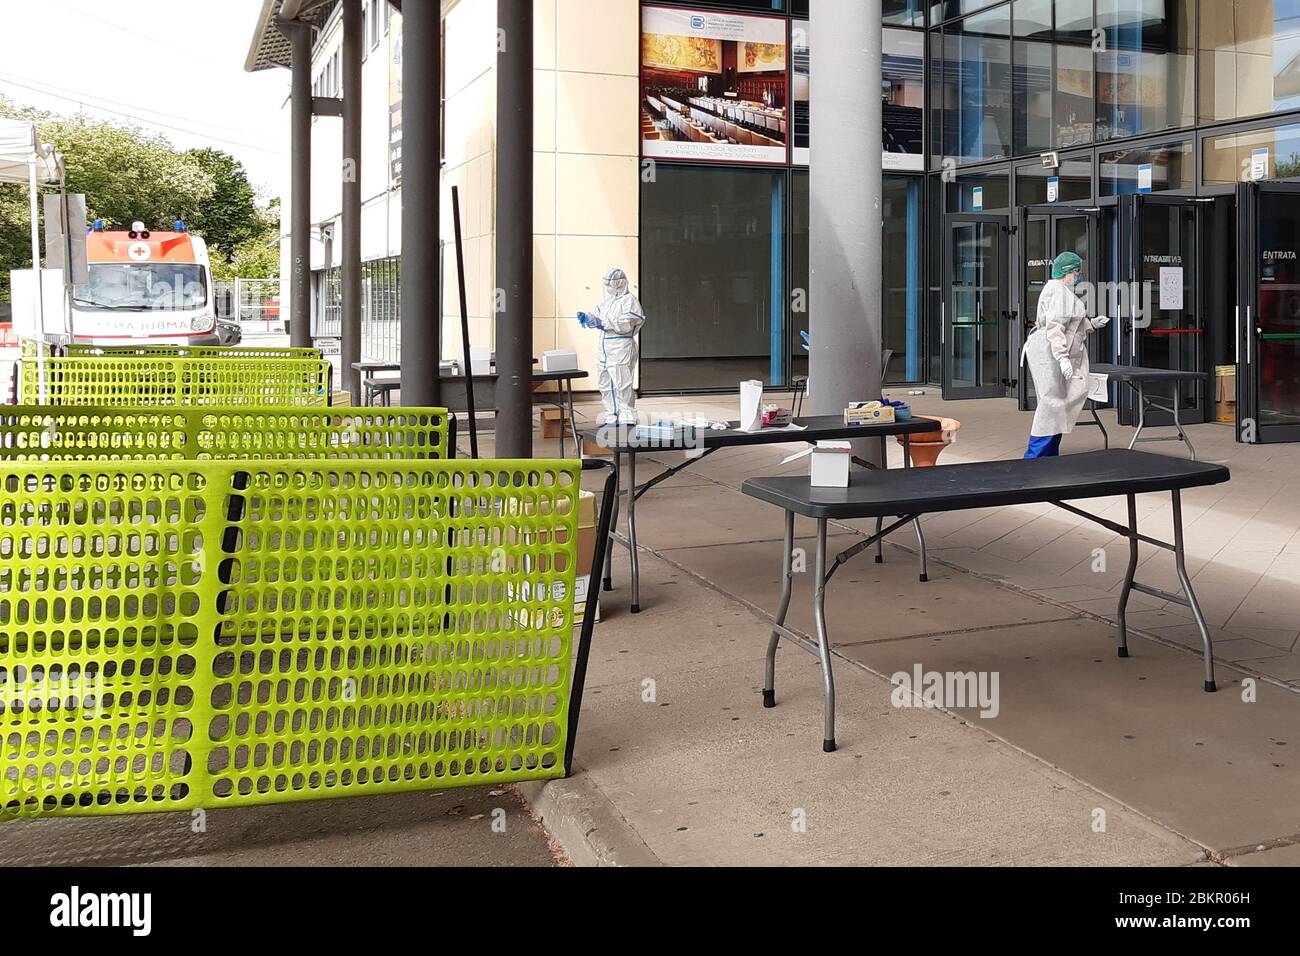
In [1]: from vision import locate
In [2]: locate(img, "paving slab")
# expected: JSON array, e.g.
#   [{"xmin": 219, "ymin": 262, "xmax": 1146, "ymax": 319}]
[
  {"xmin": 0, "ymin": 788, "xmax": 562, "ymax": 868},
  {"xmin": 656, "ymin": 537, "xmax": 1076, "ymax": 646},
  {"xmin": 620, "ymin": 482, "xmax": 852, "ymax": 551},
  {"xmin": 837, "ymin": 618, "xmax": 1300, "ymax": 853},
  {"xmin": 570, "ymin": 555, "xmax": 1200, "ymax": 866}
]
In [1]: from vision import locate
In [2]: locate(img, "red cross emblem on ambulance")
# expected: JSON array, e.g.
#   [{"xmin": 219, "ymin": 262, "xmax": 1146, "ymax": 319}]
[{"xmin": 128, "ymin": 242, "xmax": 151, "ymax": 261}]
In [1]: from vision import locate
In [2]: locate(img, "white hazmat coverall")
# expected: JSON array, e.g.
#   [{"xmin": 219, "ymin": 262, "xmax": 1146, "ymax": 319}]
[
  {"xmin": 579, "ymin": 268, "xmax": 645, "ymax": 425},
  {"xmin": 1023, "ymin": 278, "xmax": 1109, "ymax": 443}
]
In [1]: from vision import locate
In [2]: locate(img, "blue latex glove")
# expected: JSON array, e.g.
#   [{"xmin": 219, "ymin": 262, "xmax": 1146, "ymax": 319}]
[{"xmin": 577, "ymin": 311, "xmax": 589, "ymax": 328}]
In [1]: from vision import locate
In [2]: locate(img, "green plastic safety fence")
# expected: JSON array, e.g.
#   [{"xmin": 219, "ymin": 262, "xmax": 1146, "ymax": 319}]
[
  {"xmin": 21, "ymin": 357, "xmax": 332, "ymax": 407},
  {"xmin": 65, "ymin": 345, "xmax": 322, "ymax": 360},
  {"xmin": 0, "ymin": 407, "xmax": 449, "ymax": 462},
  {"xmin": 0, "ymin": 458, "xmax": 580, "ymax": 818}
]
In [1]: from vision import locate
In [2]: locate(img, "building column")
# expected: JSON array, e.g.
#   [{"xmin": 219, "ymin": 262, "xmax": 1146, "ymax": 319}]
[
  {"xmin": 400, "ymin": 0, "xmax": 441, "ymax": 406},
  {"xmin": 809, "ymin": 0, "xmax": 883, "ymax": 462},
  {"xmin": 282, "ymin": 18, "xmax": 312, "ymax": 349},
  {"xmin": 341, "ymin": 0, "xmax": 363, "ymax": 402},
  {"xmin": 494, "ymin": 0, "xmax": 534, "ymax": 458}
]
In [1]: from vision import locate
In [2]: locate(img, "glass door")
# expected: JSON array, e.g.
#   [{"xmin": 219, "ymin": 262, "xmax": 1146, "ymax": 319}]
[
  {"xmin": 1237, "ymin": 182, "xmax": 1300, "ymax": 443},
  {"xmin": 1116, "ymin": 194, "xmax": 1205, "ymax": 425},
  {"xmin": 944, "ymin": 214, "xmax": 1010, "ymax": 400},
  {"xmin": 1016, "ymin": 205, "xmax": 1102, "ymax": 410}
]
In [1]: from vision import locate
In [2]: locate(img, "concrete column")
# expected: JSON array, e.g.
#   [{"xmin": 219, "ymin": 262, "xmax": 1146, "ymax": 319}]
[
  {"xmin": 282, "ymin": 18, "xmax": 313, "ymax": 349},
  {"xmin": 400, "ymin": 0, "xmax": 441, "ymax": 406},
  {"xmin": 809, "ymin": 0, "xmax": 883, "ymax": 463},
  {"xmin": 494, "ymin": 0, "xmax": 534, "ymax": 458},
  {"xmin": 341, "ymin": 0, "xmax": 363, "ymax": 402}
]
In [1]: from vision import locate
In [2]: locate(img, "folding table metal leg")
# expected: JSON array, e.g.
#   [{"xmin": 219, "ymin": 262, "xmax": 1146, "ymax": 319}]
[
  {"xmin": 1089, "ymin": 399, "xmax": 1110, "ymax": 449},
  {"xmin": 603, "ymin": 452, "xmax": 620, "ymax": 591},
  {"xmin": 1116, "ymin": 493, "xmax": 1139, "ymax": 659},
  {"xmin": 627, "ymin": 451, "xmax": 641, "ymax": 614},
  {"xmin": 1172, "ymin": 379, "xmax": 1197, "ymax": 461},
  {"xmin": 566, "ymin": 380, "xmax": 581, "ymax": 458},
  {"xmin": 875, "ymin": 437, "xmax": 885, "ymax": 564},
  {"xmin": 1128, "ymin": 381, "xmax": 1147, "ymax": 450},
  {"xmin": 904, "ymin": 433, "xmax": 929, "ymax": 582},
  {"xmin": 813, "ymin": 518, "xmax": 837, "ymax": 752},
  {"xmin": 763, "ymin": 509, "xmax": 796, "ymax": 711},
  {"xmin": 1172, "ymin": 490, "xmax": 1216, "ymax": 692}
]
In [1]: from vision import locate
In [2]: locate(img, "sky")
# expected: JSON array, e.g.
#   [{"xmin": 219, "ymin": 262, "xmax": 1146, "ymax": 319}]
[{"xmin": 1, "ymin": 0, "xmax": 289, "ymax": 195}]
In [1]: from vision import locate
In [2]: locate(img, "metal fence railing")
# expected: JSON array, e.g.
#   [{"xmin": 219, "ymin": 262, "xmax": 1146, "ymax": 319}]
[{"xmin": 316, "ymin": 256, "xmax": 403, "ymax": 364}]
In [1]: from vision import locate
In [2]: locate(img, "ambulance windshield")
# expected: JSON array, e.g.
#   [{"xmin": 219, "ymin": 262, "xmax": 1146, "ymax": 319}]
[{"xmin": 73, "ymin": 262, "xmax": 207, "ymax": 310}]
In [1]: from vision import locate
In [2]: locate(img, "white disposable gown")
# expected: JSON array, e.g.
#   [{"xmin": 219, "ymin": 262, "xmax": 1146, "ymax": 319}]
[
  {"xmin": 1023, "ymin": 279, "xmax": 1108, "ymax": 437},
  {"xmin": 587, "ymin": 269, "xmax": 645, "ymax": 424}
]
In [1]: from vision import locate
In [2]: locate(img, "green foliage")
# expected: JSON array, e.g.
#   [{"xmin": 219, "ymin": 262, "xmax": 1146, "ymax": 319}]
[{"xmin": 0, "ymin": 96, "xmax": 279, "ymax": 299}]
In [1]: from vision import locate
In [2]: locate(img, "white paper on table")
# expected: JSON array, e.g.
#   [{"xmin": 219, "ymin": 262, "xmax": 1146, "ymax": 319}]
[
  {"xmin": 1087, "ymin": 372, "xmax": 1110, "ymax": 403},
  {"xmin": 739, "ymin": 379, "xmax": 763, "ymax": 432}
]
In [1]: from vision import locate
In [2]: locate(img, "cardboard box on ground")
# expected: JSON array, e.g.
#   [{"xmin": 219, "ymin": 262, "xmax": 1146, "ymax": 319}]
[
  {"xmin": 540, "ymin": 407, "xmax": 570, "ymax": 438},
  {"xmin": 1215, "ymin": 365, "xmax": 1236, "ymax": 424},
  {"xmin": 512, "ymin": 487, "xmax": 600, "ymax": 627}
]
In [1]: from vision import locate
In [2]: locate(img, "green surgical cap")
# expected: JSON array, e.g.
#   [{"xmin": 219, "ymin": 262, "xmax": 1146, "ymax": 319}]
[{"xmin": 1052, "ymin": 252, "xmax": 1083, "ymax": 280}]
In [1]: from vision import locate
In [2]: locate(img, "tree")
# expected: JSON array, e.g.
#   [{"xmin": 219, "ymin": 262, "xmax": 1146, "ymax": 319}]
[
  {"xmin": 0, "ymin": 96, "xmax": 280, "ymax": 298},
  {"xmin": 185, "ymin": 147, "xmax": 262, "ymax": 258}
]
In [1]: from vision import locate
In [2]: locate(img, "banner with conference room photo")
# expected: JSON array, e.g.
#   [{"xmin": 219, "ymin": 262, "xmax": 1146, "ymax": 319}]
[
  {"xmin": 790, "ymin": 22, "xmax": 924, "ymax": 172},
  {"xmin": 640, "ymin": 4, "xmax": 789, "ymax": 165}
]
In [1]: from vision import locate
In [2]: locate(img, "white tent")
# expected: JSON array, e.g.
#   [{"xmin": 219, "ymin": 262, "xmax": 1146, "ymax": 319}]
[
  {"xmin": 0, "ymin": 117, "xmax": 60, "ymax": 185},
  {"xmin": 0, "ymin": 116, "xmax": 64, "ymax": 402}
]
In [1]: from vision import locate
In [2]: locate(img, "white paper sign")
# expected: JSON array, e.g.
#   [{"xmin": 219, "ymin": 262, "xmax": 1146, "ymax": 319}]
[
  {"xmin": 972, "ymin": 186, "xmax": 984, "ymax": 210},
  {"xmin": 1047, "ymin": 177, "xmax": 1059, "ymax": 203},
  {"xmin": 1159, "ymin": 267, "xmax": 1184, "ymax": 311},
  {"xmin": 1087, "ymin": 373, "xmax": 1110, "ymax": 403},
  {"xmin": 1138, "ymin": 163, "xmax": 1153, "ymax": 193},
  {"xmin": 1251, "ymin": 148, "xmax": 1269, "ymax": 182}
]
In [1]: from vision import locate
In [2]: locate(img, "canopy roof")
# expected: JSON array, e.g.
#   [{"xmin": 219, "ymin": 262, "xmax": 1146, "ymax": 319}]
[{"xmin": 0, "ymin": 117, "xmax": 60, "ymax": 185}]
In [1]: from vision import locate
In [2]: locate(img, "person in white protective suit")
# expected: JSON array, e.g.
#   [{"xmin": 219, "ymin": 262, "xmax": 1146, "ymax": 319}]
[
  {"xmin": 1022, "ymin": 251, "xmax": 1111, "ymax": 458},
  {"xmin": 577, "ymin": 267, "xmax": 646, "ymax": 424}
]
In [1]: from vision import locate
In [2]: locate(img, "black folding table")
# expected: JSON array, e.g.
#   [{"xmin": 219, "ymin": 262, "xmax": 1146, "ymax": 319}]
[
  {"xmin": 587, "ymin": 415, "xmax": 941, "ymax": 612},
  {"xmin": 1085, "ymin": 364, "xmax": 1210, "ymax": 460},
  {"xmin": 436, "ymin": 369, "xmax": 589, "ymax": 457},
  {"xmin": 742, "ymin": 450, "xmax": 1231, "ymax": 753}
]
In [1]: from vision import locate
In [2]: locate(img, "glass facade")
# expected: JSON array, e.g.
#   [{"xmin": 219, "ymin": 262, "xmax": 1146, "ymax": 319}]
[{"xmin": 635, "ymin": 0, "xmax": 1300, "ymax": 393}]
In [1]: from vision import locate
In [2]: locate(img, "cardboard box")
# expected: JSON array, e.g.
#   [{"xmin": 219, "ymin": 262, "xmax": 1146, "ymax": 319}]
[
  {"xmin": 844, "ymin": 402, "xmax": 895, "ymax": 425},
  {"xmin": 541, "ymin": 407, "xmax": 570, "ymax": 438},
  {"xmin": 583, "ymin": 436, "xmax": 612, "ymax": 457},
  {"xmin": 330, "ymin": 390, "xmax": 353, "ymax": 407},
  {"xmin": 783, "ymin": 440, "xmax": 852, "ymax": 487},
  {"xmin": 1215, "ymin": 365, "xmax": 1236, "ymax": 424},
  {"xmin": 574, "ymin": 490, "xmax": 600, "ymax": 626}
]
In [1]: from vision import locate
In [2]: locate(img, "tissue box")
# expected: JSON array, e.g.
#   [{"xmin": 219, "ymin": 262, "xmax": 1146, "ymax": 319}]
[
  {"xmin": 542, "ymin": 348, "xmax": 578, "ymax": 372},
  {"xmin": 810, "ymin": 441, "xmax": 852, "ymax": 487},
  {"xmin": 844, "ymin": 402, "xmax": 895, "ymax": 425}
]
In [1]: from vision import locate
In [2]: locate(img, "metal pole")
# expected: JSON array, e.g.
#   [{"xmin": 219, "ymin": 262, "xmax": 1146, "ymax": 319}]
[
  {"xmin": 452, "ymin": 187, "xmax": 478, "ymax": 459},
  {"xmin": 341, "ymin": 0, "xmax": 363, "ymax": 403},
  {"xmin": 282, "ymin": 17, "xmax": 313, "ymax": 350},
  {"xmin": 28, "ymin": 153, "xmax": 46, "ymax": 403},
  {"xmin": 400, "ymin": 0, "xmax": 442, "ymax": 406},
  {"xmin": 494, "ymin": 0, "xmax": 534, "ymax": 457},
  {"xmin": 809, "ymin": 0, "xmax": 883, "ymax": 465}
]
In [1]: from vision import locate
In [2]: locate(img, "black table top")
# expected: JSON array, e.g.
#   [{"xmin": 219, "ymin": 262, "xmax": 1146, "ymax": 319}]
[
  {"xmin": 1091, "ymin": 363, "xmax": 1210, "ymax": 382},
  {"xmin": 742, "ymin": 449, "xmax": 1230, "ymax": 519},
  {"xmin": 439, "ymin": 369, "xmax": 588, "ymax": 384},
  {"xmin": 586, "ymin": 414, "xmax": 941, "ymax": 454}
]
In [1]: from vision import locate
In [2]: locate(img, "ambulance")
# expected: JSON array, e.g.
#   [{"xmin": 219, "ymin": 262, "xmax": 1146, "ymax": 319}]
[{"xmin": 70, "ymin": 219, "xmax": 219, "ymax": 345}]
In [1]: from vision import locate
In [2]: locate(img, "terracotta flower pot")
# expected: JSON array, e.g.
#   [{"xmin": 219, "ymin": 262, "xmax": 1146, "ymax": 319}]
[{"xmin": 897, "ymin": 415, "xmax": 961, "ymax": 468}]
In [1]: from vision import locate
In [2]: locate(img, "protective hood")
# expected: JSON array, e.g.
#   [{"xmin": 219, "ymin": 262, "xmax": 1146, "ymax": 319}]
[{"xmin": 592, "ymin": 267, "xmax": 645, "ymax": 337}]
